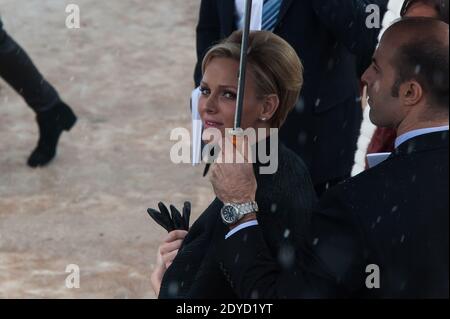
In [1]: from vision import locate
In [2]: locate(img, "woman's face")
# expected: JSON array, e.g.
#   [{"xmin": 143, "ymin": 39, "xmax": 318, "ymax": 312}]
[{"xmin": 199, "ymin": 57, "xmax": 267, "ymax": 139}]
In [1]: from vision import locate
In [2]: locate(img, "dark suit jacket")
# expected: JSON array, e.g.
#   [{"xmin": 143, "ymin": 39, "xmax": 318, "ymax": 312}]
[
  {"xmin": 158, "ymin": 141, "xmax": 317, "ymax": 298},
  {"xmin": 217, "ymin": 131, "xmax": 449, "ymax": 298},
  {"xmin": 195, "ymin": 0, "xmax": 388, "ymax": 185}
]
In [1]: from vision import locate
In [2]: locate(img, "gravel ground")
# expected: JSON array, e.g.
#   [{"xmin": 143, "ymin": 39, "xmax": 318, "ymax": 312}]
[{"xmin": 0, "ymin": 0, "xmax": 215, "ymax": 298}]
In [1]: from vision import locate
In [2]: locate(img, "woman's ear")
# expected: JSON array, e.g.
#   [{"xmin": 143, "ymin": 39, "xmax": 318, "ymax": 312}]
[{"xmin": 259, "ymin": 94, "xmax": 279, "ymax": 122}]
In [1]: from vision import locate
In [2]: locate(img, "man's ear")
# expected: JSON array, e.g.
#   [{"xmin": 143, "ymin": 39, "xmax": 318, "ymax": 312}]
[
  {"xmin": 401, "ymin": 80, "xmax": 424, "ymax": 107},
  {"xmin": 259, "ymin": 94, "xmax": 279, "ymax": 121}
]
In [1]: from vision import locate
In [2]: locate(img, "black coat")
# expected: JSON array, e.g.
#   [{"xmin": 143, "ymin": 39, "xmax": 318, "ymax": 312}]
[
  {"xmin": 158, "ymin": 141, "xmax": 317, "ymax": 298},
  {"xmin": 195, "ymin": 0, "xmax": 388, "ymax": 185},
  {"xmin": 216, "ymin": 131, "xmax": 449, "ymax": 298}
]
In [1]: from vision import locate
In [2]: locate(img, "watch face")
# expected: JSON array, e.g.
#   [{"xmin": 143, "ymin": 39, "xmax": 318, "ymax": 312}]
[{"xmin": 221, "ymin": 205, "xmax": 238, "ymax": 224}]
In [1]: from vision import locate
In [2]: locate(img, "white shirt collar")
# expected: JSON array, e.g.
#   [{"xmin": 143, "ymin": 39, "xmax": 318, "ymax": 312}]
[{"xmin": 395, "ymin": 125, "xmax": 449, "ymax": 149}]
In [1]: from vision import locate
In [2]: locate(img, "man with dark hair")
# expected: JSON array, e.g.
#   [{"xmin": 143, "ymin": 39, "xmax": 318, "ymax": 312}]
[
  {"xmin": 366, "ymin": 0, "xmax": 449, "ymax": 156},
  {"xmin": 366, "ymin": 17, "xmax": 448, "ymax": 130},
  {"xmin": 0, "ymin": 18, "xmax": 77, "ymax": 167},
  {"xmin": 209, "ymin": 17, "xmax": 449, "ymax": 298}
]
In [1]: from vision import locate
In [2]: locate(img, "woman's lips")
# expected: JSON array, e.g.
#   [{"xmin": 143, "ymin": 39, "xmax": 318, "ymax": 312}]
[{"xmin": 203, "ymin": 120, "xmax": 224, "ymax": 129}]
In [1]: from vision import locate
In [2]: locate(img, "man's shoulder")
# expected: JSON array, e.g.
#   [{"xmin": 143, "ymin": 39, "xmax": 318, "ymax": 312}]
[{"xmin": 321, "ymin": 144, "xmax": 448, "ymax": 209}]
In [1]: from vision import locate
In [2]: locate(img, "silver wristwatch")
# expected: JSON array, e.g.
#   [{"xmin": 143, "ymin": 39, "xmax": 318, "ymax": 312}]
[{"xmin": 220, "ymin": 201, "xmax": 259, "ymax": 225}]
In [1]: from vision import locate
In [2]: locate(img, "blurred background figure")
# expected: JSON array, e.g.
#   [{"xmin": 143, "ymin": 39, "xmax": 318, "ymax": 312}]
[
  {"xmin": 194, "ymin": 0, "xmax": 389, "ymax": 195},
  {"xmin": 0, "ymin": 18, "xmax": 76, "ymax": 168}
]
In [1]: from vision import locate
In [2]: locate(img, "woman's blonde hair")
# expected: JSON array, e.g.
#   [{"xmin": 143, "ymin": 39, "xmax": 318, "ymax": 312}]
[{"xmin": 202, "ymin": 30, "xmax": 304, "ymax": 128}]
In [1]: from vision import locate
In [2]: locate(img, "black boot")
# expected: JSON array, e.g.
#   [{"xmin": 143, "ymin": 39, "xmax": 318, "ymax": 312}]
[{"xmin": 27, "ymin": 102, "xmax": 77, "ymax": 168}]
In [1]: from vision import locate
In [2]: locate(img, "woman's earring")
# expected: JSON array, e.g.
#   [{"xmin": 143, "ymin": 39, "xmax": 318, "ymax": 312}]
[{"xmin": 260, "ymin": 117, "xmax": 267, "ymax": 121}]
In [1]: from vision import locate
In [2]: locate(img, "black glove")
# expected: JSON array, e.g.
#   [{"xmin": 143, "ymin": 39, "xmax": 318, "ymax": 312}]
[{"xmin": 147, "ymin": 201, "xmax": 191, "ymax": 232}]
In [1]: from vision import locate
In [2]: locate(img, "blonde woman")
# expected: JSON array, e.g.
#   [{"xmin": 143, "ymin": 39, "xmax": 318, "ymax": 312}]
[{"xmin": 151, "ymin": 31, "xmax": 317, "ymax": 299}]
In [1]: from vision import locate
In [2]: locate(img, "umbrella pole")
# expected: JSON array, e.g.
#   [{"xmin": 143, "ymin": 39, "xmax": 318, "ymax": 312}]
[{"xmin": 231, "ymin": 0, "xmax": 253, "ymax": 139}]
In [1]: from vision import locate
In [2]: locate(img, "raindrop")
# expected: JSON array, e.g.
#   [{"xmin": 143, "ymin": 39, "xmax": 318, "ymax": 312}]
[
  {"xmin": 270, "ymin": 203, "xmax": 278, "ymax": 213},
  {"xmin": 278, "ymin": 245, "xmax": 295, "ymax": 269},
  {"xmin": 376, "ymin": 216, "xmax": 382, "ymax": 223},
  {"xmin": 400, "ymin": 235, "xmax": 405, "ymax": 243},
  {"xmin": 313, "ymin": 238, "xmax": 319, "ymax": 246},
  {"xmin": 315, "ymin": 99, "xmax": 321, "ymax": 107},
  {"xmin": 168, "ymin": 282, "xmax": 179, "ymax": 297},
  {"xmin": 284, "ymin": 229, "xmax": 291, "ymax": 239},
  {"xmin": 414, "ymin": 65, "xmax": 421, "ymax": 74},
  {"xmin": 391, "ymin": 205, "xmax": 398, "ymax": 213},
  {"xmin": 298, "ymin": 132, "xmax": 307, "ymax": 145},
  {"xmin": 295, "ymin": 98, "xmax": 305, "ymax": 113},
  {"xmin": 407, "ymin": 143, "xmax": 415, "ymax": 154}
]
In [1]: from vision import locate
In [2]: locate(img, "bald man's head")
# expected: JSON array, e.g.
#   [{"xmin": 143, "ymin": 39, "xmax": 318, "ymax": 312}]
[
  {"xmin": 362, "ymin": 18, "xmax": 448, "ymax": 128},
  {"xmin": 383, "ymin": 18, "xmax": 449, "ymax": 110}
]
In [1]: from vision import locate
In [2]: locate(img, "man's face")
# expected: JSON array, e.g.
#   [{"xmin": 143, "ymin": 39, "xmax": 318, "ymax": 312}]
[{"xmin": 361, "ymin": 36, "xmax": 406, "ymax": 128}]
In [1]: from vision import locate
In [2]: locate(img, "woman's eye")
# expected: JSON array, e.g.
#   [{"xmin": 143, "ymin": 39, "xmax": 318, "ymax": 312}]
[
  {"xmin": 223, "ymin": 91, "xmax": 237, "ymax": 99},
  {"xmin": 200, "ymin": 87, "xmax": 210, "ymax": 96}
]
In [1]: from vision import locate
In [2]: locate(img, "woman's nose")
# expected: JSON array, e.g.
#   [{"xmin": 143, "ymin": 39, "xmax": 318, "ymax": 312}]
[{"xmin": 204, "ymin": 96, "xmax": 218, "ymax": 113}]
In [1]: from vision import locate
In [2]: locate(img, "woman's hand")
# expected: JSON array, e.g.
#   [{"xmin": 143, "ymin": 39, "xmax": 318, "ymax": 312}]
[
  {"xmin": 160, "ymin": 230, "xmax": 188, "ymax": 268},
  {"xmin": 150, "ymin": 247, "xmax": 166, "ymax": 297},
  {"xmin": 150, "ymin": 230, "xmax": 188, "ymax": 297}
]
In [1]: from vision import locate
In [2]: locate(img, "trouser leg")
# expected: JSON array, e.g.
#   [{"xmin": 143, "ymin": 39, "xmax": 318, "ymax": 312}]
[{"xmin": 0, "ymin": 20, "xmax": 60, "ymax": 112}]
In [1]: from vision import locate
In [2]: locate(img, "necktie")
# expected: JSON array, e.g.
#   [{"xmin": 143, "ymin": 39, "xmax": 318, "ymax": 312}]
[{"xmin": 262, "ymin": 0, "xmax": 282, "ymax": 31}]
